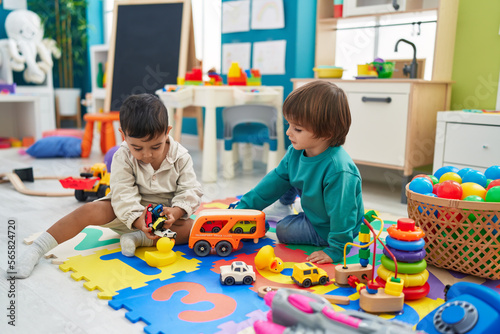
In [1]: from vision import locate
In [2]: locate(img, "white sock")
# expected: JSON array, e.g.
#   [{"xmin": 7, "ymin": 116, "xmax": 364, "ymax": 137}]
[
  {"xmin": 15, "ymin": 232, "xmax": 58, "ymax": 279},
  {"xmin": 120, "ymin": 230, "xmax": 154, "ymax": 257}
]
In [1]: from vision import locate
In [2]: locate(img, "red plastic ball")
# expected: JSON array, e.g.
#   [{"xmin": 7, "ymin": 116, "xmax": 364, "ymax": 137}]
[
  {"xmin": 486, "ymin": 179, "xmax": 500, "ymax": 191},
  {"xmin": 436, "ymin": 180, "xmax": 463, "ymax": 199},
  {"xmin": 412, "ymin": 174, "xmax": 433, "ymax": 185},
  {"xmin": 432, "ymin": 183, "xmax": 440, "ymax": 195}
]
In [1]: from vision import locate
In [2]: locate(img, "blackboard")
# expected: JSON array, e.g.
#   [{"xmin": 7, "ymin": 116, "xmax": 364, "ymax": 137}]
[{"xmin": 105, "ymin": 0, "xmax": 191, "ymax": 112}]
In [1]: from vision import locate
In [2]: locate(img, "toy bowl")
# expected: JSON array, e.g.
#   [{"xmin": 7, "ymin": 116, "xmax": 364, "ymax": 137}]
[
  {"xmin": 313, "ymin": 66, "xmax": 344, "ymax": 79},
  {"xmin": 371, "ymin": 61, "xmax": 395, "ymax": 79}
]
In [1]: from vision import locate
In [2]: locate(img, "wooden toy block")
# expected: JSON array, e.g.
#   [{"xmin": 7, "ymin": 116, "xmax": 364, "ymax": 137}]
[
  {"xmin": 334, "ymin": 263, "xmax": 372, "ymax": 286},
  {"xmin": 359, "ymin": 288, "xmax": 404, "ymax": 313}
]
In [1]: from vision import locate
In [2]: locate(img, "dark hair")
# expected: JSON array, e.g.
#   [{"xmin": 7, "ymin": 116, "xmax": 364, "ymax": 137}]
[
  {"xmin": 119, "ymin": 94, "xmax": 169, "ymax": 141},
  {"xmin": 283, "ymin": 80, "xmax": 351, "ymax": 147}
]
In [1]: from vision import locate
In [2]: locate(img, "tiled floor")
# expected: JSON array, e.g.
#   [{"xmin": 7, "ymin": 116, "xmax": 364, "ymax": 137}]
[{"xmin": 0, "ymin": 135, "xmax": 408, "ymax": 333}]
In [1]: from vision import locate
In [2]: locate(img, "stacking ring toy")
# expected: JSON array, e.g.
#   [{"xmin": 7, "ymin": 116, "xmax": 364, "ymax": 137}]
[
  {"xmin": 385, "ymin": 235, "xmax": 425, "ymax": 251},
  {"xmin": 375, "ymin": 276, "xmax": 430, "ymax": 300},
  {"xmin": 377, "ymin": 265, "xmax": 429, "ymax": 287},
  {"xmin": 380, "ymin": 255, "xmax": 427, "ymax": 274},
  {"xmin": 387, "ymin": 224, "xmax": 424, "ymax": 241},
  {"xmin": 383, "ymin": 245, "xmax": 426, "ymax": 263}
]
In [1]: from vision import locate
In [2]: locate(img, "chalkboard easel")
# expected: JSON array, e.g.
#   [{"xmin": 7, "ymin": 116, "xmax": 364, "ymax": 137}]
[{"xmin": 105, "ymin": 0, "xmax": 194, "ymax": 112}]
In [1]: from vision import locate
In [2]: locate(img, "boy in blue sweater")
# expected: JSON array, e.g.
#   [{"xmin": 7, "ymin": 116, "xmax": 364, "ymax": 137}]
[{"xmin": 236, "ymin": 80, "xmax": 364, "ymax": 264}]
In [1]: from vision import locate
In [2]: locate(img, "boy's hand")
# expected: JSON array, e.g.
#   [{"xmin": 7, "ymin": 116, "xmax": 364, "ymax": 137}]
[
  {"xmin": 306, "ymin": 250, "xmax": 333, "ymax": 264},
  {"xmin": 132, "ymin": 207, "xmax": 158, "ymax": 240},
  {"xmin": 160, "ymin": 206, "xmax": 186, "ymax": 229}
]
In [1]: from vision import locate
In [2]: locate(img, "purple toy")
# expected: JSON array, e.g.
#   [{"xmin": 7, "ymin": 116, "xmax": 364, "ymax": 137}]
[{"xmin": 104, "ymin": 145, "xmax": 120, "ymax": 172}]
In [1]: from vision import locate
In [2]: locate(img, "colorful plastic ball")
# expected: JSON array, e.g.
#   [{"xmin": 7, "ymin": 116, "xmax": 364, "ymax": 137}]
[
  {"xmin": 433, "ymin": 183, "xmax": 440, "ymax": 195},
  {"xmin": 462, "ymin": 170, "xmax": 487, "ymax": 188},
  {"xmin": 428, "ymin": 175, "xmax": 438, "ymax": 185},
  {"xmin": 485, "ymin": 186, "xmax": 500, "ymax": 202},
  {"xmin": 463, "ymin": 195, "xmax": 485, "ymax": 202},
  {"xmin": 461, "ymin": 182, "xmax": 486, "ymax": 200},
  {"xmin": 486, "ymin": 179, "xmax": 500, "ymax": 191},
  {"xmin": 434, "ymin": 166, "xmax": 459, "ymax": 180},
  {"xmin": 104, "ymin": 145, "xmax": 120, "ymax": 172},
  {"xmin": 409, "ymin": 177, "xmax": 433, "ymax": 194},
  {"xmin": 436, "ymin": 180, "xmax": 462, "ymax": 199},
  {"xmin": 485, "ymin": 165, "xmax": 500, "ymax": 180},
  {"xmin": 458, "ymin": 168, "xmax": 474, "ymax": 178},
  {"xmin": 424, "ymin": 192, "xmax": 437, "ymax": 197},
  {"xmin": 412, "ymin": 174, "xmax": 433, "ymax": 185},
  {"xmin": 439, "ymin": 172, "xmax": 462, "ymax": 184}
]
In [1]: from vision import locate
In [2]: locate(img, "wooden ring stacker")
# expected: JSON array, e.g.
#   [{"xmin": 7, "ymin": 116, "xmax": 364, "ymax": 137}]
[
  {"xmin": 257, "ymin": 286, "xmax": 350, "ymax": 305},
  {"xmin": 387, "ymin": 224, "xmax": 425, "ymax": 241}
]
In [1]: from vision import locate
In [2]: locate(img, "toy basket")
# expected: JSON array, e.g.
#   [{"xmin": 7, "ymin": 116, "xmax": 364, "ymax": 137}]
[{"xmin": 406, "ymin": 184, "xmax": 500, "ymax": 279}]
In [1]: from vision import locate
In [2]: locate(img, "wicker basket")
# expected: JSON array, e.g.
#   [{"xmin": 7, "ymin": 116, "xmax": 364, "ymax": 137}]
[{"xmin": 406, "ymin": 184, "xmax": 500, "ymax": 279}]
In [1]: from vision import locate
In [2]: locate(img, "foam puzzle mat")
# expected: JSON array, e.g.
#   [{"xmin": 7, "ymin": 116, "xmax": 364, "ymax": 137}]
[{"xmin": 48, "ymin": 196, "xmax": 500, "ymax": 333}]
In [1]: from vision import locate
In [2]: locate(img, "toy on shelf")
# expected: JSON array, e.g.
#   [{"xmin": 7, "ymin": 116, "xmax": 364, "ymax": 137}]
[
  {"xmin": 291, "ymin": 262, "xmax": 329, "ymax": 288},
  {"xmin": 220, "ymin": 261, "xmax": 256, "ymax": 285},
  {"xmin": 245, "ymin": 69, "xmax": 261, "ymax": 86},
  {"xmin": 59, "ymin": 163, "xmax": 110, "ymax": 201},
  {"xmin": 254, "ymin": 245, "xmax": 284, "ymax": 273},
  {"xmin": 254, "ymin": 288, "xmax": 426, "ymax": 334},
  {"xmin": 188, "ymin": 209, "xmax": 266, "ymax": 257},
  {"xmin": 336, "ymin": 211, "xmax": 417, "ymax": 313},
  {"xmin": 207, "ymin": 69, "xmax": 223, "ymax": 85},
  {"xmin": 184, "ymin": 67, "xmax": 203, "ymax": 85},
  {"xmin": 258, "ymin": 285, "xmax": 350, "ymax": 305},
  {"xmin": 227, "ymin": 62, "xmax": 247, "ymax": 86},
  {"xmin": 144, "ymin": 237, "xmax": 176, "ymax": 267},
  {"xmin": 417, "ymin": 282, "xmax": 500, "ymax": 334},
  {"xmin": 145, "ymin": 204, "xmax": 177, "ymax": 239}
]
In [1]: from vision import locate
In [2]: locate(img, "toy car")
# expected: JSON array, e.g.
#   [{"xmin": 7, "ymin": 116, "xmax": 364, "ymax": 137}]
[
  {"xmin": 59, "ymin": 163, "xmax": 110, "ymax": 202},
  {"xmin": 220, "ymin": 261, "xmax": 256, "ymax": 285},
  {"xmin": 231, "ymin": 220, "xmax": 257, "ymax": 234},
  {"xmin": 200, "ymin": 220, "xmax": 225, "ymax": 233},
  {"xmin": 291, "ymin": 262, "xmax": 329, "ymax": 288},
  {"xmin": 189, "ymin": 209, "xmax": 266, "ymax": 257},
  {"xmin": 145, "ymin": 204, "xmax": 177, "ymax": 239}
]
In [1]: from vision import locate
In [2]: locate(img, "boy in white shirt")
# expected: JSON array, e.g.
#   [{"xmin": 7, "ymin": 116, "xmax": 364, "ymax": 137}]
[{"xmin": 16, "ymin": 94, "xmax": 203, "ymax": 278}]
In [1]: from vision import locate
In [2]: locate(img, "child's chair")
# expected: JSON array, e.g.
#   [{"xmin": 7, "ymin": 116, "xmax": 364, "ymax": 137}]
[{"xmin": 222, "ymin": 105, "xmax": 279, "ymax": 179}]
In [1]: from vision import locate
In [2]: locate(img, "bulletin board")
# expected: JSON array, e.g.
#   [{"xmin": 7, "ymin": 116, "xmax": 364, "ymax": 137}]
[{"xmin": 105, "ymin": 0, "xmax": 193, "ymax": 112}]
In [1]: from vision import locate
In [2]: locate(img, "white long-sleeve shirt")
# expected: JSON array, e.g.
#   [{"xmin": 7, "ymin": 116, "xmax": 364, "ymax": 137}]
[{"xmin": 104, "ymin": 136, "xmax": 203, "ymax": 229}]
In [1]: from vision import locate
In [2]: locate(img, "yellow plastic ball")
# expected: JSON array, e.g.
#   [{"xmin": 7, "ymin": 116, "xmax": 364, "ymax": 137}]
[
  {"xmin": 461, "ymin": 182, "xmax": 486, "ymax": 200},
  {"xmin": 439, "ymin": 172, "xmax": 462, "ymax": 184}
]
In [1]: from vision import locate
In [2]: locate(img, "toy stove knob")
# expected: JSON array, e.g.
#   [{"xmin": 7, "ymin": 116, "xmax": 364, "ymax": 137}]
[{"xmin": 433, "ymin": 301, "xmax": 478, "ymax": 334}]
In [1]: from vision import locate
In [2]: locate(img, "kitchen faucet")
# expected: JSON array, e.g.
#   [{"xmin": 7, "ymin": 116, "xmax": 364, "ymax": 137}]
[{"xmin": 394, "ymin": 39, "xmax": 417, "ymax": 79}]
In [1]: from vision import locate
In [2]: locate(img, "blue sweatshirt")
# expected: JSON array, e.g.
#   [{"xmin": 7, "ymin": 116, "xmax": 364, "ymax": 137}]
[{"xmin": 237, "ymin": 145, "xmax": 364, "ymax": 262}]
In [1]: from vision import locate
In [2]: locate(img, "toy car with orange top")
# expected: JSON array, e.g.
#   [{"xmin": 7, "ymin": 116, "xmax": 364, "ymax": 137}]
[{"xmin": 189, "ymin": 209, "xmax": 266, "ymax": 257}]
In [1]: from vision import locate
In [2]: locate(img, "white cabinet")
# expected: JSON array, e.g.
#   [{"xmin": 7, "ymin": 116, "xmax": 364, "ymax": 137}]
[
  {"xmin": 292, "ymin": 79, "xmax": 452, "ymax": 177},
  {"xmin": 433, "ymin": 111, "xmax": 500, "ymax": 172},
  {"xmin": 90, "ymin": 44, "xmax": 109, "ymax": 113}
]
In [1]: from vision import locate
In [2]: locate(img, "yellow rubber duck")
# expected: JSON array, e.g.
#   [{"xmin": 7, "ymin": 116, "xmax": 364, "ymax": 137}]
[{"xmin": 145, "ymin": 237, "xmax": 177, "ymax": 267}]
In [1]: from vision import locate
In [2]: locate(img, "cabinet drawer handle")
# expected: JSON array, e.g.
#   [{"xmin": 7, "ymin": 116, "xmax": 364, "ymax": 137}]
[{"xmin": 362, "ymin": 96, "xmax": 392, "ymax": 103}]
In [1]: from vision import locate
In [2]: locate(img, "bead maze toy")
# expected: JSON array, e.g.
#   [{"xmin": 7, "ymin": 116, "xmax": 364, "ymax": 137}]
[
  {"xmin": 188, "ymin": 209, "xmax": 266, "ymax": 257},
  {"xmin": 335, "ymin": 211, "xmax": 429, "ymax": 313}
]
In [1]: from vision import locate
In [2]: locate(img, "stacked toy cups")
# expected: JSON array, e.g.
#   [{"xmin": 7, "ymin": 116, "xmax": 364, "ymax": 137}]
[{"xmin": 376, "ymin": 218, "xmax": 430, "ymax": 300}]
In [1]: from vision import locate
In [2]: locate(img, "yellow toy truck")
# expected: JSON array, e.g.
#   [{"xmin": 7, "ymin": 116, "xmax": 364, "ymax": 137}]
[
  {"xmin": 59, "ymin": 163, "xmax": 111, "ymax": 202},
  {"xmin": 291, "ymin": 262, "xmax": 329, "ymax": 288}
]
